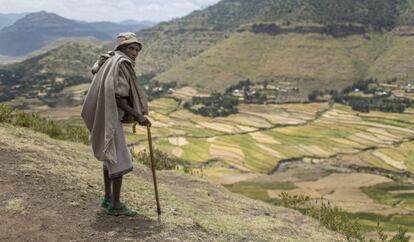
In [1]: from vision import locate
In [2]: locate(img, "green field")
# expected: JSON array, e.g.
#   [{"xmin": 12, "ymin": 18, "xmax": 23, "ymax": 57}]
[
  {"xmin": 136, "ymin": 101, "xmax": 414, "ymax": 175},
  {"xmin": 362, "ymin": 182, "xmax": 414, "ymax": 211}
]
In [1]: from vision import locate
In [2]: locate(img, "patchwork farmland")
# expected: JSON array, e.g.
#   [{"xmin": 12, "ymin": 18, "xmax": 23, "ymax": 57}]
[{"xmin": 31, "ymin": 87, "xmax": 414, "ymax": 234}]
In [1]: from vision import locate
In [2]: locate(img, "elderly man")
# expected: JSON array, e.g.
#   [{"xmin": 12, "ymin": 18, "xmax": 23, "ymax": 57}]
[{"xmin": 81, "ymin": 32, "xmax": 150, "ymax": 216}]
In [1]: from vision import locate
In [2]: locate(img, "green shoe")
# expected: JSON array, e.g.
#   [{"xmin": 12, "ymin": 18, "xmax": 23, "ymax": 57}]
[
  {"xmin": 100, "ymin": 197, "xmax": 111, "ymax": 208},
  {"xmin": 106, "ymin": 203, "xmax": 137, "ymax": 217}
]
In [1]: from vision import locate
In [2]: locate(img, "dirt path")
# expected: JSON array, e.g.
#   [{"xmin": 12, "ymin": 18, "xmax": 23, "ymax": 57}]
[{"xmin": 0, "ymin": 146, "xmax": 160, "ymax": 242}]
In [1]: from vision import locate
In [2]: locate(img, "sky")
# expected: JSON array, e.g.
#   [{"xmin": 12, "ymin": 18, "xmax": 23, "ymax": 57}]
[{"xmin": 0, "ymin": 0, "xmax": 221, "ymax": 22}]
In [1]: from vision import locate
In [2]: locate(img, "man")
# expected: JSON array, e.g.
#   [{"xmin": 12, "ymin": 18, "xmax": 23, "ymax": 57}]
[{"xmin": 81, "ymin": 32, "xmax": 150, "ymax": 216}]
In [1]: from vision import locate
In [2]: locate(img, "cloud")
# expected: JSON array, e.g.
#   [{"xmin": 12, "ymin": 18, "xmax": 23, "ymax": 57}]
[{"xmin": 0, "ymin": 0, "xmax": 221, "ymax": 22}]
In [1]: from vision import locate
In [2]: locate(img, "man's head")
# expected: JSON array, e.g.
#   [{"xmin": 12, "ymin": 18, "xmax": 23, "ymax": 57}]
[
  {"xmin": 114, "ymin": 32, "xmax": 142, "ymax": 61},
  {"xmin": 118, "ymin": 43, "xmax": 141, "ymax": 61}
]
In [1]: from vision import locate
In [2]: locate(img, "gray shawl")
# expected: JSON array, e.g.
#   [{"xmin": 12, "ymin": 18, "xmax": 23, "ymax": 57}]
[{"xmin": 81, "ymin": 51, "xmax": 148, "ymax": 164}]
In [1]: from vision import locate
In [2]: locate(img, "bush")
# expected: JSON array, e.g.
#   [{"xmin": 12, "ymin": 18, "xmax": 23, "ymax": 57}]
[
  {"xmin": 0, "ymin": 104, "xmax": 88, "ymax": 143},
  {"xmin": 374, "ymin": 221, "xmax": 410, "ymax": 242},
  {"xmin": 275, "ymin": 192, "xmax": 364, "ymax": 240},
  {"xmin": 186, "ymin": 92, "xmax": 239, "ymax": 117},
  {"xmin": 0, "ymin": 104, "xmax": 14, "ymax": 122},
  {"xmin": 11, "ymin": 111, "xmax": 64, "ymax": 139},
  {"xmin": 308, "ymin": 90, "xmax": 322, "ymax": 102},
  {"xmin": 133, "ymin": 148, "xmax": 189, "ymax": 170},
  {"xmin": 275, "ymin": 192, "xmax": 410, "ymax": 242},
  {"xmin": 66, "ymin": 126, "xmax": 89, "ymax": 145}
]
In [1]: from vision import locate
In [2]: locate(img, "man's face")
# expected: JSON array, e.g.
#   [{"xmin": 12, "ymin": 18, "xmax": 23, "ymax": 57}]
[{"xmin": 122, "ymin": 43, "xmax": 141, "ymax": 61}]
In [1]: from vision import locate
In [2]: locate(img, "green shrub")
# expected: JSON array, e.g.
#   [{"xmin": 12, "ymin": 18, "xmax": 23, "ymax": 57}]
[
  {"xmin": 133, "ymin": 148, "xmax": 189, "ymax": 170},
  {"xmin": 44, "ymin": 121, "xmax": 64, "ymax": 139},
  {"xmin": 275, "ymin": 192, "xmax": 410, "ymax": 242},
  {"xmin": 66, "ymin": 126, "xmax": 89, "ymax": 145},
  {"xmin": 373, "ymin": 221, "xmax": 410, "ymax": 242},
  {"xmin": 0, "ymin": 104, "xmax": 14, "ymax": 122},
  {"xmin": 308, "ymin": 202, "xmax": 364, "ymax": 241},
  {"xmin": 0, "ymin": 104, "xmax": 88, "ymax": 143},
  {"xmin": 277, "ymin": 192, "xmax": 311, "ymax": 210},
  {"xmin": 11, "ymin": 110, "xmax": 64, "ymax": 139},
  {"xmin": 12, "ymin": 110, "xmax": 33, "ymax": 127},
  {"xmin": 275, "ymin": 192, "xmax": 364, "ymax": 240}
]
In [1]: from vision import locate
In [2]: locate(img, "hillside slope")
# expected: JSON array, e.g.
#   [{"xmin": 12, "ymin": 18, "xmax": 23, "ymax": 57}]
[
  {"xmin": 0, "ymin": 13, "xmax": 27, "ymax": 30},
  {"xmin": 0, "ymin": 123, "xmax": 344, "ymax": 241},
  {"xmin": 0, "ymin": 40, "xmax": 106, "ymax": 102},
  {"xmin": 135, "ymin": 0, "xmax": 414, "ymax": 76},
  {"xmin": 155, "ymin": 25, "xmax": 414, "ymax": 93}
]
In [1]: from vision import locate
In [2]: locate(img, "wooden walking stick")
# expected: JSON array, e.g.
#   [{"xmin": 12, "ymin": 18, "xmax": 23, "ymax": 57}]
[
  {"xmin": 132, "ymin": 122, "xmax": 161, "ymax": 215},
  {"xmin": 147, "ymin": 124, "xmax": 161, "ymax": 215}
]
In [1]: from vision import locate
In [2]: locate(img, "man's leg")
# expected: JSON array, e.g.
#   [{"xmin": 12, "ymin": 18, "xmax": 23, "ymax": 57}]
[
  {"xmin": 112, "ymin": 176, "xmax": 123, "ymax": 208},
  {"xmin": 108, "ymin": 175, "xmax": 137, "ymax": 216},
  {"xmin": 103, "ymin": 168, "xmax": 111, "ymax": 200}
]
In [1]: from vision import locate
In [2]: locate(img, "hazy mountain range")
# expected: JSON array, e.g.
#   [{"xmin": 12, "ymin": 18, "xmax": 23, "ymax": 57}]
[
  {"xmin": 0, "ymin": 13, "xmax": 27, "ymax": 30},
  {"xmin": 0, "ymin": 11, "xmax": 155, "ymax": 56}
]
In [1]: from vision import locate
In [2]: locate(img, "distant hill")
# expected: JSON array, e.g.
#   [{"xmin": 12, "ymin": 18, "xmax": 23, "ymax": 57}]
[
  {"xmin": 0, "ymin": 13, "xmax": 27, "ymax": 30},
  {"xmin": 155, "ymin": 24, "xmax": 414, "ymax": 93},
  {"xmin": 0, "ymin": 40, "xmax": 106, "ymax": 101},
  {"xmin": 120, "ymin": 19, "xmax": 154, "ymax": 26},
  {"xmin": 0, "ymin": 11, "xmax": 156, "ymax": 57},
  {"xmin": 132, "ymin": 0, "xmax": 414, "ymax": 76},
  {"xmin": 0, "ymin": 11, "xmax": 112, "ymax": 56},
  {"xmin": 88, "ymin": 20, "xmax": 155, "ymax": 38}
]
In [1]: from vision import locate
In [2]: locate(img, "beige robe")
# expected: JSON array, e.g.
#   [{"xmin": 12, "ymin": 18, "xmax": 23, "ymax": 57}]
[{"xmin": 81, "ymin": 51, "xmax": 148, "ymax": 173}]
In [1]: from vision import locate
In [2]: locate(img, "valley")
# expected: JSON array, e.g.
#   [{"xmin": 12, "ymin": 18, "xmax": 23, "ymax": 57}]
[{"xmin": 13, "ymin": 85, "xmax": 413, "ymax": 236}]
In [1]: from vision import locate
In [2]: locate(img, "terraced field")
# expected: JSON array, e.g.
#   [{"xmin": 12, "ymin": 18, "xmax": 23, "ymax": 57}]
[
  {"xmin": 127, "ymin": 99, "xmax": 414, "ymax": 176},
  {"xmin": 130, "ymin": 98, "xmax": 332, "ymax": 171},
  {"xmin": 31, "ymin": 96, "xmax": 413, "ymax": 173}
]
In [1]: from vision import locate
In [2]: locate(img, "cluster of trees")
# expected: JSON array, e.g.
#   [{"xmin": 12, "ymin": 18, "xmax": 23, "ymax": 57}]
[
  {"xmin": 348, "ymin": 96, "xmax": 408, "ymax": 113},
  {"xmin": 64, "ymin": 76, "xmax": 90, "ymax": 86},
  {"xmin": 226, "ymin": 79, "xmax": 273, "ymax": 104},
  {"xmin": 0, "ymin": 69, "xmax": 25, "ymax": 85},
  {"xmin": 184, "ymin": 79, "xmax": 276, "ymax": 117},
  {"xmin": 0, "ymin": 68, "xmax": 94, "ymax": 101},
  {"xmin": 307, "ymin": 0, "xmax": 399, "ymax": 29},
  {"xmin": 308, "ymin": 88, "xmax": 349, "ymax": 103},
  {"xmin": 225, "ymin": 79, "xmax": 252, "ymax": 94},
  {"xmin": 342, "ymin": 78, "xmax": 378, "ymax": 94},
  {"xmin": 143, "ymin": 80, "xmax": 177, "ymax": 101},
  {"xmin": 184, "ymin": 92, "xmax": 238, "ymax": 117},
  {"xmin": 244, "ymin": 90, "xmax": 268, "ymax": 104},
  {"xmin": 308, "ymin": 78, "xmax": 411, "ymax": 113}
]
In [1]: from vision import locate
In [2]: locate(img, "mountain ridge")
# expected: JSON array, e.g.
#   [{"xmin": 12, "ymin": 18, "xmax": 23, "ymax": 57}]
[
  {"xmin": 117, "ymin": 0, "xmax": 414, "ymax": 78},
  {"xmin": 154, "ymin": 23, "xmax": 414, "ymax": 93},
  {"xmin": 0, "ymin": 11, "xmax": 154, "ymax": 56},
  {"xmin": 0, "ymin": 12, "xmax": 27, "ymax": 30}
]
